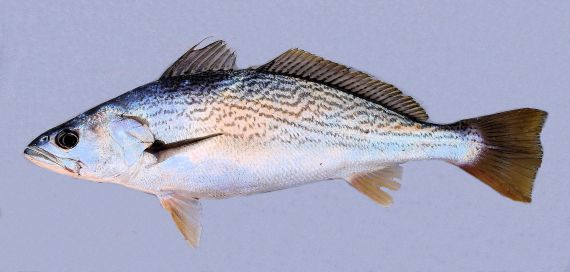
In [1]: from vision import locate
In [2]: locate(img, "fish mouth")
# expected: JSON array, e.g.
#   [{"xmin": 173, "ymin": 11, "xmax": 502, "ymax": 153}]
[
  {"xmin": 24, "ymin": 146, "xmax": 60, "ymax": 165},
  {"xmin": 24, "ymin": 146, "xmax": 79, "ymax": 175}
]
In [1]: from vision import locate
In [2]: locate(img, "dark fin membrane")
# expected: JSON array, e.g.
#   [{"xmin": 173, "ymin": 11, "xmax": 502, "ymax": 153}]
[
  {"xmin": 457, "ymin": 108, "xmax": 547, "ymax": 202},
  {"xmin": 257, "ymin": 49, "xmax": 428, "ymax": 121},
  {"xmin": 160, "ymin": 40, "xmax": 236, "ymax": 79}
]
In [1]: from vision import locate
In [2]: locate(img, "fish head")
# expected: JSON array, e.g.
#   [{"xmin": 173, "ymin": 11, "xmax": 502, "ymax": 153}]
[{"xmin": 24, "ymin": 106, "xmax": 154, "ymax": 182}]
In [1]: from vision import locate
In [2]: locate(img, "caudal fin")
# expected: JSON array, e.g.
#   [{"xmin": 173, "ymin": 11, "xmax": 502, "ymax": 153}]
[{"xmin": 457, "ymin": 108, "xmax": 547, "ymax": 202}]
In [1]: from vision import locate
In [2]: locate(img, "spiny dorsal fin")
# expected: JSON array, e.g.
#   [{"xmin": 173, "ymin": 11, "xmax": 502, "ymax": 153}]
[
  {"xmin": 160, "ymin": 40, "xmax": 236, "ymax": 79},
  {"xmin": 347, "ymin": 165, "xmax": 402, "ymax": 207},
  {"xmin": 257, "ymin": 49, "xmax": 428, "ymax": 121}
]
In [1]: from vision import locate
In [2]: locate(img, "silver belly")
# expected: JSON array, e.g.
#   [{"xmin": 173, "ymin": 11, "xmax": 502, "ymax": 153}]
[{"xmin": 124, "ymin": 136, "xmax": 385, "ymax": 198}]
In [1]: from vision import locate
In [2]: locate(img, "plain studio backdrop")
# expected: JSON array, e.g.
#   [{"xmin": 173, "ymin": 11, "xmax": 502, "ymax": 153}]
[{"xmin": 1, "ymin": 1, "xmax": 569, "ymax": 271}]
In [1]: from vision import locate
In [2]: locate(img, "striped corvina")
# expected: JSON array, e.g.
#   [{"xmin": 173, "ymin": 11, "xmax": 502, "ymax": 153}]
[{"xmin": 24, "ymin": 40, "xmax": 547, "ymax": 247}]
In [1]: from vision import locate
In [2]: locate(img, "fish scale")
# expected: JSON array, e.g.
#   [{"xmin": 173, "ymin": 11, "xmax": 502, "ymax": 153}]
[
  {"xmin": 116, "ymin": 70, "xmax": 477, "ymax": 199},
  {"xmin": 125, "ymin": 71, "xmax": 429, "ymax": 148},
  {"xmin": 24, "ymin": 40, "xmax": 547, "ymax": 247}
]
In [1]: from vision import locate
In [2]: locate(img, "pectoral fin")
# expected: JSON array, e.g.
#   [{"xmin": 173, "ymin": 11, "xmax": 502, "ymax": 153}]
[
  {"xmin": 158, "ymin": 192, "xmax": 202, "ymax": 247},
  {"xmin": 146, "ymin": 133, "xmax": 223, "ymax": 163},
  {"xmin": 347, "ymin": 165, "xmax": 402, "ymax": 207}
]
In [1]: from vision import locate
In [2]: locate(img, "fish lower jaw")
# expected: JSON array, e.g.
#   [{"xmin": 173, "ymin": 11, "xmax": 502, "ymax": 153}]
[{"xmin": 24, "ymin": 147, "xmax": 79, "ymax": 176}]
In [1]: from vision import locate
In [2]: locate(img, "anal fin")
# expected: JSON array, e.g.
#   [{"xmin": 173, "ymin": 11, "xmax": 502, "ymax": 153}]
[
  {"xmin": 347, "ymin": 165, "xmax": 402, "ymax": 207},
  {"xmin": 158, "ymin": 192, "xmax": 202, "ymax": 247}
]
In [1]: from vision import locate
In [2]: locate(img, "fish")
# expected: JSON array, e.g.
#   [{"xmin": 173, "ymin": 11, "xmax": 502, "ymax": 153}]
[{"xmin": 24, "ymin": 40, "xmax": 547, "ymax": 247}]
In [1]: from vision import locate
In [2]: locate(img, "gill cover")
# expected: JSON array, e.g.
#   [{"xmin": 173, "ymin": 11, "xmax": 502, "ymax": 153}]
[{"xmin": 109, "ymin": 117, "xmax": 154, "ymax": 167}]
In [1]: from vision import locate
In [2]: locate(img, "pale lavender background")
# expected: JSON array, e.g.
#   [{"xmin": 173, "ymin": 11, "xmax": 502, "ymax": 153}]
[{"xmin": 1, "ymin": 1, "xmax": 569, "ymax": 271}]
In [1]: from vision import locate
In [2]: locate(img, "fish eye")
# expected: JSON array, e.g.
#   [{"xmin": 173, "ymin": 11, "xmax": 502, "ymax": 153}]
[{"xmin": 55, "ymin": 129, "xmax": 79, "ymax": 149}]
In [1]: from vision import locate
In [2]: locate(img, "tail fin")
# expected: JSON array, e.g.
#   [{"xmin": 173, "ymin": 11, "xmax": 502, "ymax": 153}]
[{"xmin": 457, "ymin": 108, "xmax": 547, "ymax": 202}]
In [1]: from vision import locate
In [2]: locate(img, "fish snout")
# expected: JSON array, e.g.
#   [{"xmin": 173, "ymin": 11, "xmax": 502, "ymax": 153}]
[
  {"xmin": 27, "ymin": 134, "xmax": 50, "ymax": 148},
  {"xmin": 24, "ymin": 133, "xmax": 86, "ymax": 179},
  {"xmin": 24, "ymin": 134, "xmax": 50, "ymax": 161}
]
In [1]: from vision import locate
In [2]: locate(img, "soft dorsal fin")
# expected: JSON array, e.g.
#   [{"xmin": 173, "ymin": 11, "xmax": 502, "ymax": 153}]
[
  {"xmin": 257, "ymin": 49, "xmax": 428, "ymax": 121},
  {"xmin": 160, "ymin": 40, "xmax": 236, "ymax": 79}
]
